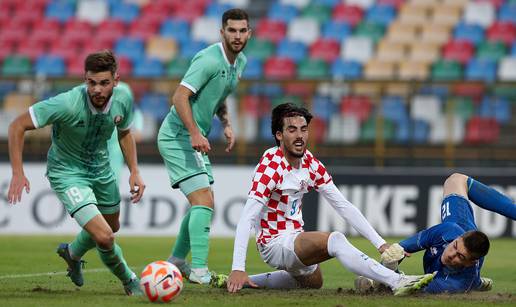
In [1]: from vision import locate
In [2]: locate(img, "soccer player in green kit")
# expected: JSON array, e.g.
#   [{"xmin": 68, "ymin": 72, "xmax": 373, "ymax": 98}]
[
  {"xmin": 7, "ymin": 50, "xmax": 145, "ymax": 296},
  {"xmin": 158, "ymin": 8, "xmax": 250, "ymax": 284}
]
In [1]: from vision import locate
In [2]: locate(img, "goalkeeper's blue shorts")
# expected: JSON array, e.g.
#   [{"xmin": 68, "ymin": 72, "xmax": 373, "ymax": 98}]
[{"xmin": 440, "ymin": 194, "xmax": 477, "ymax": 232}]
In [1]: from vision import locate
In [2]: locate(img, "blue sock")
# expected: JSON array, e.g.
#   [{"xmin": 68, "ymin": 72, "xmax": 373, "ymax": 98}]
[{"xmin": 467, "ymin": 177, "xmax": 516, "ymax": 220}]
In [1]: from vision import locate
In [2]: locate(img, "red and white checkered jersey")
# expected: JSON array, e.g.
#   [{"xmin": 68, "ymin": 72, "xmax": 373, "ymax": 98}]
[{"xmin": 249, "ymin": 146, "xmax": 332, "ymax": 244}]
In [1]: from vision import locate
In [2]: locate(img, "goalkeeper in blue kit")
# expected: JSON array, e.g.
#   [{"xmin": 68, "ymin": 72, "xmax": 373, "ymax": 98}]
[{"xmin": 357, "ymin": 173, "xmax": 516, "ymax": 294}]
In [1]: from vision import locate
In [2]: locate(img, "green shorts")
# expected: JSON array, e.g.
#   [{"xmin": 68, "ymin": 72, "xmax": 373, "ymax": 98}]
[
  {"xmin": 47, "ymin": 172, "xmax": 120, "ymax": 227},
  {"xmin": 157, "ymin": 122, "xmax": 214, "ymax": 189}
]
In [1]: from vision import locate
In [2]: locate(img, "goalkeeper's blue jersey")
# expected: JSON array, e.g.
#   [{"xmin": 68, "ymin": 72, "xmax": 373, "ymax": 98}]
[{"xmin": 400, "ymin": 222, "xmax": 483, "ymax": 293}]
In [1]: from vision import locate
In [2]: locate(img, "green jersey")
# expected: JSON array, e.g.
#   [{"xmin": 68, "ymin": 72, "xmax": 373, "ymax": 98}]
[
  {"xmin": 29, "ymin": 84, "xmax": 134, "ymax": 178},
  {"xmin": 165, "ymin": 42, "xmax": 247, "ymax": 136}
]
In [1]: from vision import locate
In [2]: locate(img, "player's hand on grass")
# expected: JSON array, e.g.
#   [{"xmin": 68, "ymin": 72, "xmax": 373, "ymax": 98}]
[
  {"xmin": 223, "ymin": 125, "xmax": 235, "ymax": 152},
  {"xmin": 227, "ymin": 270, "xmax": 258, "ymax": 293},
  {"xmin": 129, "ymin": 172, "xmax": 145, "ymax": 203},
  {"xmin": 7, "ymin": 173, "xmax": 30, "ymax": 204},
  {"xmin": 191, "ymin": 132, "xmax": 211, "ymax": 154}
]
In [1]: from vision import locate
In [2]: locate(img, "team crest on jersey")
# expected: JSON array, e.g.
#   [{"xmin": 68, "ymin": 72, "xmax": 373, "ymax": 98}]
[
  {"xmin": 300, "ymin": 180, "xmax": 308, "ymax": 192},
  {"xmin": 114, "ymin": 115, "xmax": 123, "ymax": 125},
  {"xmin": 430, "ymin": 247, "xmax": 438, "ymax": 255}
]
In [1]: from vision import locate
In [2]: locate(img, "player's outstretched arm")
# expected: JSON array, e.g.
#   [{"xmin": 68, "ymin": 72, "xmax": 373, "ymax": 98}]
[
  {"xmin": 7, "ymin": 112, "xmax": 36, "ymax": 204},
  {"xmin": 172, "ymin": 85, "xmax": 211, "ymax": 153},
  {"xmin": 118, "ymin": 129, "xmax": 145, "ymax": 203},
  {"xmin": 227, "ymin": 270, "xmax": 257, "ymax": 293}
]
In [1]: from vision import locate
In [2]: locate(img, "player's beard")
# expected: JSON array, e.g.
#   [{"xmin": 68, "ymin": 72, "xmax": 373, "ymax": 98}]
[
  {"xmin": 88, "ymin": 92, "xmax": 111, "ymax": 109},
  {"xmin": 225, "ymin": 37, "xmax": 247, "ymax": 54},
  {"xmin": 285, "ymin": 139, "xmax": 306, "ymax": 158}
]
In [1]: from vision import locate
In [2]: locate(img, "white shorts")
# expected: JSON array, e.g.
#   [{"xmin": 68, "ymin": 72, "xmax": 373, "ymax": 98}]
[{"xmin": 258, "ymin": 232, "xmax": 318, "ymax": 277}]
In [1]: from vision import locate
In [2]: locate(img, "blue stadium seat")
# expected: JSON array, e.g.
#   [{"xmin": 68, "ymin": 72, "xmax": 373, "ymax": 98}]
[
  {"xmin": 34, "ymin": 55, "xmax": 66, "ymax": 77},
  {"xmin": 412, "ymin": 119, "xmax": 430, "ymax": 143},
  {"xmin": 312, "ymin": 96, "xmax": 336, "ymax": 121},
  {"xmin": 268, "ymin": 3, "xmax": 298, "ymax": 23},
  {"xmin": 114, "ymin": 37, "xmax": 144, "ymax": 62},
  {"xmin": 418, "ymin": 85, "xmax": 449, "ymax": 98},
  {"xmin": 139, "ymin": 93, "xmax": 169, "ymax": 121},
  {"xmin": 242, "ymin": 57, "xmax": 263, "ymax": 80},
  {"xmin": 479, "ymin": 96, "xmax": 511, "ymax": 124},
  {"xmin": 316, "ymin": 0, "xmax": 340, "ymax": 8},
  {"xmin": 499, "ymin": 4, "xmax": 516, "ymax": 24},
  {"xmin": 331, "ymin": 59, "xmax": 362, "ymax": 80},
  {"xmin": 160, "ymin": 19, "xmax": 190, "ymax": 45},
  {"xmin": 276, "ymin": 40, "xmax": 307, "ymax": 63},
  {"xmin": 262, "ymin": 83, "xmax": 283, "ymax": 97},
  {"xmin": 208, "ymin": 118, "xmax": 223, "ymax": 140},
  {"xmin": 511, "ymin": 42, "xmax": 516, "ymax": 55},
  {"xmin": 259, "ymin": 116, "xmax": 273, "ymax": 140},
  {"xmin": 111, "ymin": 2, "xmax": 140, "ymax": 24},
  {"xmin": 380, "ymin": 96, "xmax": 407, "ymax": 123},
  {"xmin": 321, "ymin": 21, "xmax": 351, "ymax": 41},
  {"xmin": 0, "ymin": 81, "xmax": 17, "ymax": 102},
  {"xmin": 394, "ymin": 118, "xmax": 410, "ymax": 144},
  {"xmin": 465, "ymin": 59, "xmax": 497, "ymax": 82},
  {"xmin": 180, "ymin": 40, "xmax": 208, "ymax": 59},
  {"xmin": 366, "ymin": 4, "xmax": 396, "ymax": 26},
  {"xmin": 205, "ymin": 3, "xmax": 233, "ymax": 18},
  {"xmin": 453, "ymin": 22, "xmax": 484, "ymax": 45},
  {"xmin": 45, "ymin": 1, "xmax": 75, "ymax": 22},
  {"xmin": 133, "ymin": 58, "xmax": 164, "ymax": 78}
]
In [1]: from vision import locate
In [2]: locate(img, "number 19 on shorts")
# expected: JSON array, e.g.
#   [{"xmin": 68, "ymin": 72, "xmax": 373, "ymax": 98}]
[{"xmin": 66, "ymin": 187, "xmax": 84, "ymax": 205}]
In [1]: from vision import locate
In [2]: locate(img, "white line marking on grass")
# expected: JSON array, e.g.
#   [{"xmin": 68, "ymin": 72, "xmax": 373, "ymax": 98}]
[{"xmin": 0, "ymin": 268, "xmax": 109, "ymax": 279}]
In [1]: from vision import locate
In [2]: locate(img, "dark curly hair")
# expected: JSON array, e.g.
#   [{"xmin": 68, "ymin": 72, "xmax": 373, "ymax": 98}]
[
  {"xmin": 271, "ymin": 103, "xmax": 312, "ymax": 146},
  {"xmin": 84, "ymin": 49, "xmax": 118, "ymax": 75}
]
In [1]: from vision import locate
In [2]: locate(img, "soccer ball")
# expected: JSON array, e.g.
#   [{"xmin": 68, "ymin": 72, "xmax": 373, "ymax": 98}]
[{"xmin": 140, "ymin": 261, "xmax": 184, "ymax": 303}]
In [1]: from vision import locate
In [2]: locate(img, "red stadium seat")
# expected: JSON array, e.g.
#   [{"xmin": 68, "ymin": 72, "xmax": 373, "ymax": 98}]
[
  {"xmin": 16, "ymin": 39, "xmax": 47, "ymax": 60},
  {"xmin": 11, "ymin": 9, "xmax": 43, "ymax": 28},
  {"xmin": 465, "ymin": 116, "xmax": 500, "ymax": 144},
  {"xmin": 0, "ymin": 38, "xmax": 16, "ymax": 62},
  {"xmin": 128, "ymin": 19, "xmax": 159, "ymax": 40},
  {"xmin": 241, "ymin": 95, "xmax": 261, "ymax": 117},
  {"xmin": 340, "ymin": 96, "xmax": 372, "ymax": 122},
  {"xmin": 95, "ymin": 20, "xmax": 127, "ymax": 47},
  {"xmin": 264, "ymin": 57, "xmax": 296, "ymax": 79},
  {"xmin": 309, "ymin": 117, "xmax": 327, "ymax": 144},
  {"xmin": 256, "ymin": 19, "xmax": 287, "ymax": 44},
  {"xmin": 49, "ymin": 40, "xmax": 79, "ymax": 64},
  {"xmin": 333, "ymin": 4, "xmax": 363, "ymax": 27},
  {"xmin": 171, "ymin": 1, "xmax": 207, "ymax": 23},
  {"xmin": 487, "ymin": 21, "xmax": 516, "ymax": 45},
  {"xmin": 377, "ymin": 0, "xmax": 404, "ymax": 9},
  {"xmin": 116, "ymin": 56, "xmax": 133, "ymax": 78},
  {"xmin": 309, "ymin": 38, "xmax": 340, "ymax": 63},
  {"xmin": 452, "ymin": 83, "xmax": 485, "ymax": 102},
  {"xmin": 284, "ymin": 82, "xmax": 315, "ymax": 98},
  {"xmin": 64, "ymin": 19, "xmax": 94, "ymax": 36},
  {"xmin": 0, "ymin": 26, "xmax": 28, "ymax": 48},
  {"xmin": 442, "ymin": 40, "xmax": 474, "ymax": 64},
  {"xmin": 67, "ymin": 56, "xmax": 84, "ymax": 76},
  {"xmin": 14, "ymin": 0, "xmax": 49, "ymax": 12},
  {"xmin": 141, "ymin": 3, "xmax": 172, "ymax": 24}
]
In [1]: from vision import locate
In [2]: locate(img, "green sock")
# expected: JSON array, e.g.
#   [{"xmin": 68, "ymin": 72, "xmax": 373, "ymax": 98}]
[
  {"xmin": 97, "ymin": 243, "xmax": 134, "ymax": 284},
  {"xmin": 69, "ymin": 229, "xmax": 96, "ymax": 259},
  {"xmin": 188, "ymin": 206, "xmax": 213, "ymax": 269},
  {"xmin": 172, "ymin": 208, "xmax": 191, "ymax": 259}
]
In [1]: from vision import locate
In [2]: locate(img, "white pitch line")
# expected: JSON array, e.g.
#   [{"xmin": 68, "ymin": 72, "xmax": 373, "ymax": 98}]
[{"xmin": 0, "ymin": 268, "xmax": 109, "ymax": 280}]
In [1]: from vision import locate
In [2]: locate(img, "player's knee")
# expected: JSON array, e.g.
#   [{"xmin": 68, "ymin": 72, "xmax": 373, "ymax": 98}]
[
  {"xmin": 109, "ymin": 221, "xmax": 120, "ymax": 233},
  {"xmin": 445, "ymin": 173, "xmax": 467, "ymax": 186},
  {"xmin": 94, "ymin": 231, "xmax": 115, "ymax": 249},
  {"xmin": 298, "ymin": 272, "xmax": 323, "ymax": 289}
]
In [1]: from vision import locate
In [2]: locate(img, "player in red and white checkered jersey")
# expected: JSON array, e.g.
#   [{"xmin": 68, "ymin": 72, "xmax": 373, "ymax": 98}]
[{"xmin": 224, "ymin": 103, "xmax": 435, "ymax": 295}]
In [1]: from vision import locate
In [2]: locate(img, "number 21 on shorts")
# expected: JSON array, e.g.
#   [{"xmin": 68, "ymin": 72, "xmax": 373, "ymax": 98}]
[
  {"xmin": 442, "ymin": 201, "xmax": 451, "ymax": 220},
  {"xmin": 66, "ymin": 187, "xmax": 84, "ymax": 205}
]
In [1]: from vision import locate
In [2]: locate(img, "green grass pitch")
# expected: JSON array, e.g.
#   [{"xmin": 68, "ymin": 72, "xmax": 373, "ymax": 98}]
[{"xmin": 1, "ymin": 235, "xmax": 515, "ymax": 306}]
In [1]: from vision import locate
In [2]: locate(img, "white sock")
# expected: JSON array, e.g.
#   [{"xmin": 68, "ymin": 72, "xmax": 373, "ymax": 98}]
[
  {"xmin": 249, "ymin": 271, "xmax": 299, "ymax": 289},
  {"xmin": 327, "ymin": 232, "xmax": 400, "ymax": 288}
]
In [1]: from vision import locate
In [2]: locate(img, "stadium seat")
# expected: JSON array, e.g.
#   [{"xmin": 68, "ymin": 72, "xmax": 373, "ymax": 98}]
[
  {"xmin": 411, "ymin": 95, "xmax": 441, "ymax": 123},
  {"xmin": 328, "ymin": 114, "xmax": 360, "ymax": 143},
  {"xmin": 264, "ymin": 57, "xmax": 296, "ymax": 79},
  {"xmin": 309, "ymin": 117, "xmax": 327, "ymax": 144},
  {"xmin": 139, "ymin": 92, "xmax": 170, "ymax": 121},
  {"xmin": 192, "ymin": 17, "xmax": 220, "ymax": 44},
  {"xmin": 331, "ymin": 59, "xmax": 362, "ymax": 80},
  {"xmin": 486, "ymin": 22, "xmax": 516, "ymax": 46},
  {"xmin": 268, "ymin": 3, "xmax": 298, "ymax": 23},
  {"xmin": 498, "ymin": 57, "xmax": 516, "ymax": 81},
  {"xmin": 111, "ymin": 2, "xmax": 140, "ymax": 24},
  {"xmin": 407, "ymin": 42, "xmax": 439, "ymax": 64},
  {"xmin": 447, "ymin": 96, "xmax": 474, "ymax": 121},
  {"xmin": 312, "ymin": 95, "xmax": 336, "ymax": 121},
  {"xmin": 255, "ymin": 19, "xmax": 287, "ymax": 43},
  {"xmin": 11, "ymin": 9, "xmax": 42, "ymax": 29},
  {"xmin": 146, "ymin": 37, "xmax": 177, "ymax": 62},
  {"xmin": 284, "ymin": 82, "xmax": 315, "ymax": 97},
  {"xmin": 346, "ymin": 0, "xmax": 375, "ymax": 10},
  {"xmin": 117, "ymin": 56, "xmax": 133, "ymax": 78},
  {"xmin": 452, "ymin": 83, "xmax": 485, "ymax": 101},
  {"xmin": 354, "ymin": 21, "xmax": 385, "ymax": 42},
  {"xmin": 0, "ymin": 81, "xmax": 17, "ymax": 102},
  {"xmin": 241, "ymin": 57, "xmax": 263, "ymax": 80},
  {"xmin": 377, "ymin": 0, "xmax": 404, "ymax": 9},
  {"xmin": 341, "ymin": 96, "xmax": 372, "ymax": 122},
  {"xmin": 393, "ymin": 118, "xmax": 410, "ymax": 143},
  {"xmin": 76, "ymin": 0, "xmax": 108, "ymax": 24},
  {"xmin": 431, "ymin": 5, "xmax": 461, "ymax": 27},
  {"xmin": 465, "ymin": 116, "xmax": 500, "ymax": 144},
  {"xmin": 0, "ymin": 111, "xmax": 18, "ymax": 139},
  {"xmin": 280, "ymin": 0, "xmax": 310, "ymax": 9},
  {"xmin": 477, "ymin": 41, "xmax": 506, "ymax": 61},
  {"xmin": 376, "ymin": 41, "xmax": 406, "ymax": 62},
  {"xmin": 429, "ymin": 116, "xmax": 465, "ymax": 144},
  {"xmin": 309, "ymin": 39, "xmax": 340, "ymax": 63},
  {"xmin": 364, "ymin": 60, "xmax": 395, "ymax": 79},
  {"xmin": 411, "ymin": 119, "xmax": 430, "ymax": 143},
  {"xmin": 386, "ymin": 22, "xmax": 418, "ymax": 44},
  {"xmin": 297, "ymin": 59, "xmax": 329, "ymax": 79},
  {"xmin": 398, "ymin": 61, "xmax": 429, "ymax": 80},
  {"xmin": 205, "ymin": 2, "xmax": 233, "ymax": 18},
  {"xmin": 276, "ymin": 40, "xmax": 307, "ymax": 62},
  {"xmin": 45, "ymin": 1, "xmax": 74, "ymax": 22},
  {"xmin": 463, "ymin": 1, "xmax": 495, "ymax": 27},
  {"xmin": 366, "ymin": 4, "xmax": 396, "ymax": 26},
  {"xmin": 287, "ymin": 18, "xmax": 320, "ymax": 45},
  {"xmin": 420, "ymin": 24, "xmax": 450, "ymax": 45},
  {"xmin": 493, "ymin": 84, "xmax": 516, "ymax": 99},
  {"xmin": 259, "ymin": 116, "xmax": 273, "ymax": 140},
  {"xmin": 16, "ymin": 39, "xmax": 47, "ymax": 60},
  {"xmin": 333, "ymin": 4, "xmax": 363, "ymax": 27},
  {"xmin": 114, "ymin": 37, "xmax": 145, "ymax": 62},
  {"xmin": 398, "ymin": 4, "xmax": 428, "ymax": 26},
  {"xmin": 129, "ymin": 19, "xmax": 159, "ymax": 40},
  {"xmin": 207, "ymin": 118, "xmax": 223, "ymax": 141},
  {"xmin": 341, "ymin": 37, "xmax": 373, "ymax": 63},
  {"xmin": 499, "ymin": 4, "xmax": 516, "ymax": 24},
  {"xmin": 133, "ymin": 58, "xmax": 164, "ymax": 78},
  {"xmin": 442, "ymin": 40, "xmax": 474, "ymax": 64},
  {"xmin": 160, "ymin": 19, "xmax": 190, "ymax": 45},
  {"xmin": 453, "ymin": 22, "xmax": 484, "ymax": 45},
  {"xmin": 167, "ymin": 58, "xmax": 190, "ymax": 78},
  {"xmin": 301, "ymin": 3, "xmax": 331, "ymax": 24},
  {"xmin": 431, "ymin": 60, "xmax": 462, "ymax": 80},
  {"xmin": 3, "ymin": 93, "xmax": 34, "ymax": 113},
  {"xmin": 34, "ymin": 55, "xmax": 66, "ymax": 77},
  {"xmin": 245, "ymin": 38, "xmax": 275, "ymax": 61},
  {"xmin": 140, "ymin": 2, "xmax": 173, "ymax": 25},
  {"xmin": 465, "ymin": 59, "xmax": 497, "ymax": 82},
  {"xmin": 479, "ymin": 96, "xmax": 511, "ymax": 124},
  {"xmin": 172, "ymin": 1, "xmax": 206, "ymax": 23},
  {"xmin": 380, "ymin": 96, "xmax": 407, "ymax": 123},
  {"xmin": 360, "ymin": 117, "xmax": 395, "ymax": 143},
  {"xmin": 180, "ymin": 40, "xmax": 208, "ymax": 59},
  {"xmin": 321, "ymin": 21, "xmax": 351, "ymax": 41}
]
